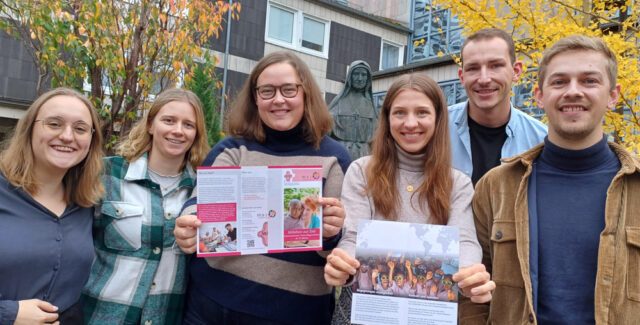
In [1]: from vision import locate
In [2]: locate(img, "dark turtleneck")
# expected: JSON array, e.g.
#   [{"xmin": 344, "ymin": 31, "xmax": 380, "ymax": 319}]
[
  {"xmin": 531, "ymin": 135, "xmax": 620, "ymax": 324},
  {"xmin": 262, "ymin": 122, "xmax": 309, "ymax": 153}
]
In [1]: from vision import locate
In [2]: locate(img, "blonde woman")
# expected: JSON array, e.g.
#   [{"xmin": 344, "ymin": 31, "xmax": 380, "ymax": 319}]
[
  {"xmin": 0, "ymin": 88, "xmax": 104, "ymax": 324},
  {"xmin": 82, "ymin": 88, "xmax": 209, "ymax": 324}
]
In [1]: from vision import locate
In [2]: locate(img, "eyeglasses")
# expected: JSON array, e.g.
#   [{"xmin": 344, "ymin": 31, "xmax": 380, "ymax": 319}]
[
  {"xmin": 255, "ymin": 83, "xmax": 302, "ymax": 100},
  {"xmin": 35, "ymin": 116, "xmax": 94, "ymax": 138}
]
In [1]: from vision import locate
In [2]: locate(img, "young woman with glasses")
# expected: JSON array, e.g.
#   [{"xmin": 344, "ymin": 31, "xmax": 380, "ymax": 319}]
[
  {"xmin": 0, "ymin": 88, "xmax": 104, "ymax": 324},
  {"xmin": 325, "ymin": 74, "xmax": 497, "ymax": 323},
  {"xmin": 173, "ymin": 51, "xmax": 351, "ymax": 325},
  {"xmin": 82, "ymin": 89, "xmax": 209, "ymax": 324}
]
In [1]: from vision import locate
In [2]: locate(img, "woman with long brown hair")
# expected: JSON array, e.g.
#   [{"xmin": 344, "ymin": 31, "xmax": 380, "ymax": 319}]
[{"xmin": 325, "ymin": 74, "xmax": 495, "ymax": 322}]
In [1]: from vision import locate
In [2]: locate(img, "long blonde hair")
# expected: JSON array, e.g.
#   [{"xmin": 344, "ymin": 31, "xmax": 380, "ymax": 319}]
[
  {"xmin": 116, "ymin": 88, "xmax": 209, "ymax": 168},
  {"xmin": 0, "ymin": 87, "xmax": 105, "ymax": 207}
]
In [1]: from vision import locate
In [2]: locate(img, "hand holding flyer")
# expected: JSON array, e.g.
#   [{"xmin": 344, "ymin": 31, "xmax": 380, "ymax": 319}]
[{"xmin": 196, "ymin": 165, "xmax": 323, "ymax": 256}]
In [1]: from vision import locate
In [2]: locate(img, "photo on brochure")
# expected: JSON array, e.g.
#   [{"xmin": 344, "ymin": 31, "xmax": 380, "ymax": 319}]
[
  {"xmin": 198, "ymin": 222, "xmax": 238, "ymax": 254},
  {"xmin": 283, "ymin": 187, "xmax": 322, "ymax": 248},
  {"xmin": 351, "ymin": 220, "xmax": 460, "ymax": 325}
]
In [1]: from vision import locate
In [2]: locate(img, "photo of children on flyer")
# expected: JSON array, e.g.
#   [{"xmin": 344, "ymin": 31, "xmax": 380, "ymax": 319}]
[{"xmin": 352, "ymin": 253, "xmax": 458, "ymax": 302}]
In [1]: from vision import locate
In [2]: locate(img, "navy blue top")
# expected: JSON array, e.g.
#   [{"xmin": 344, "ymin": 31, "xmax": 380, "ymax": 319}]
[
  {"xmin": 185, "ymin": 124, "xmax": 351, "ymax": 325},
  {"xmin": 0, "ymin": 174, "xmax": 94, "ymax": 325},
  {"xmin": 528, "ymin": 136, "xmax": 619, "ymax": 324}
]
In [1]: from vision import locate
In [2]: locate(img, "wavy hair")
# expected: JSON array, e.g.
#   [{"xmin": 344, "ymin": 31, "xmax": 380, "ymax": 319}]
[
  {"xmin": 0, "ymin": 87, "xmax": 105, "ymax": 207},
  {"xmin": 227, "ymin": 51, "xmax": 332, "ymax": 148},
  {"xmin": 116, "ymin": 88, "xmax": 209, "ymax": 168},
  {"xmin": 366, "ymin": 74, "xmax": 452, "ymax": 225}
]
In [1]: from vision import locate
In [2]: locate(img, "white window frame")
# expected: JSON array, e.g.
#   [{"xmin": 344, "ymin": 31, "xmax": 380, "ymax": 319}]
[
  {"xmin": 379, "ymin": 39, "xmax": 404, "ymax": 70},
  {"xmin": 265, "ymin": 2, "xmax": 330, "ymax": 58}
]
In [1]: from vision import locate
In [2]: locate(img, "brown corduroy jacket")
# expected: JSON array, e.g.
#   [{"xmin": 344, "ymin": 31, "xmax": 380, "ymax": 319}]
[{"xmin": 460, "ymin": 142, "xmax": 640, "ymax": 325}]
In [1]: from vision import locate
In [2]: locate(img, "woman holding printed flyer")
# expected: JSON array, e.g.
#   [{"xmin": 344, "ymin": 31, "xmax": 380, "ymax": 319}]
[
  {"xmin": 82, "ymin": 89, "xmax": 209, "ymax": 324},
  {"xmin": 325, "ymin": 74, "xmax": 496, "ymax": 323},
  {"xmin": 174, "ymin": 51, "xmax": 351, "ymax": 325}
]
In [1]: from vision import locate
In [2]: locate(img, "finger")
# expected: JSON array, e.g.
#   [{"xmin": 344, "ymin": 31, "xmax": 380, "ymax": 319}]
[
  {"xmin": 324, "ymin": 271, "xmax": 347, "ymax": 286},
  {"xmin": 322, "ymin": 215, "xmax": 344, "ymax": 228},
  {"xmin": 322, "ymin": 206, "xmax": 345, "ymax": 219},
  {"xmin": 175, "ymin": 215, "xmax": 201, "ymax": 228},
  {"xmin": 36, "ymin": 300, "xmax": 58, "ymax": 313},
  {"xmin": 323, "ymin": 224, "xmax": 341, "ymax": 238},
  {"xmin": 324, "ymin": 264, "xmax": 350, "ymax": 284},
  {"xmin": 453, "ymin": 264, "xmax": 486, "ymax": 282},
  {"xmin": 327, "ymin": 254, "xmax": 358, "ymax": 275},
  {"xmin": 175, "ymin": 224, "xmax": 198, "ymax": 240},
  {"xmin": 331, "ymin": 249, "xmax": 360, "ymax": 268},
  {"xmin": 470, "ymin": 280, "xmax": 496, "ymax": 297},
  {"xmin": 470, "ymin": 291, "xmax": 493, "ymax": 304},
  {"xmin": 42, "ymin": 311, "xmax": 59, "ymax": 322},
  {"xmin": 318, "ymin": 197, "xmax": 342, "ymax": 207},
  {"xmin": 456, "ymin": 271, "xmax": 490, "ymax": 289}
]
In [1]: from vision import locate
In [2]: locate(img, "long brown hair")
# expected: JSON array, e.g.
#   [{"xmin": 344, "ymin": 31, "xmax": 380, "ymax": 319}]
[
  {"xmin": 227, "ymin": 51, "xmax": 332, "ymax": 148},
  {"xmin": 0, "ymin": 87, "xmax": 105, "ymax": 207},
  {"xmin": 366, "ymin": 74, "xmax": 452, "ymax": 224},
  {"xmin": 116, "ymin": 88, "xmax": 209, "ymax": 169}
]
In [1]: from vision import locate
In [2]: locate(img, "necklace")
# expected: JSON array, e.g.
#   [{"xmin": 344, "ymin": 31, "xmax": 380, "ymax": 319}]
[
  {"xmin": 400, "ymin": 173, "xmax": 417, "ymax": 193},
  {"xmin": 148, "ymin": 168, "xmax": 182, "ymax": 192},
  {"xmin": 148, "ymin": 167, "xmax": 181, "ymax": 178}
]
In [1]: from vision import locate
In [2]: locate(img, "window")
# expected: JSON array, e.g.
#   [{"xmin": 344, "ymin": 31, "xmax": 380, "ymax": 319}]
[
  {"xmin": 266, "ymin": 3, "xmax": 330, "ymax": 57},
  {"xmin": 410, "ymin": 0, "xmax": 462, "ymax": 62},
  {"xmin": 267, "ymin": 6, "xmax": 294, "ymax": 43},
  {"xmin": 439, "ymin": 80, "xmax": 467, "ymax": 106},
  {"xmin": 380, "ymin": 40, "xmax": 404, "ymax": 70}
]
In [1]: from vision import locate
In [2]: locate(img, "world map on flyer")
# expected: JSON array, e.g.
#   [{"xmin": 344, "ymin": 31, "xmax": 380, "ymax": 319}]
[{"xmin": 357, "ymin": 220, "xmax": 459, "ymax": 260}]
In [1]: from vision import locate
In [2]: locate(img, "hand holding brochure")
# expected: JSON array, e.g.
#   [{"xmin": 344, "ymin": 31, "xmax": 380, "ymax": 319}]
[
  {"xmin": 351, "ymin": 220, "xmax": 460, "ymax": 325},
  {"xmin": 196, "ymin": 165, "xmax": 323, "ymax": 257}
]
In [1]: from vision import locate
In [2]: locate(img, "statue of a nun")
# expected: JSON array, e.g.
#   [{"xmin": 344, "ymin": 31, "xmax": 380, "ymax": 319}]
[{"xmin": 328, "ymin": 60, "xmax": 377, "ymax": 160}]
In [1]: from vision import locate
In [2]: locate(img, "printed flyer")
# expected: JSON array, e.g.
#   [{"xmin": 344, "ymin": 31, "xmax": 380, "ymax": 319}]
[
  {"xmin": 351, "ymin": 220, "xmax": 460, "ymax": 325},
  {"xmin": 196, "ymin": 165, "xmax": 323, "ymax": 257}
]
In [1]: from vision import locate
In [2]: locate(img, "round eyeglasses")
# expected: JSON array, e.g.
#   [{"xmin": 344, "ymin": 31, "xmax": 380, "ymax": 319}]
[
  {"xmin": 35, "ymin": 116, "xmax": 94, "ymax": 138},
  {"xmin": 255, "ymin": 83, "xmax": 302, "ymax": 100}
]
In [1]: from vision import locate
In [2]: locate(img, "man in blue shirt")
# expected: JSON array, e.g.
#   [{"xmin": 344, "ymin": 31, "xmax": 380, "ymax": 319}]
[{"xmin": 449, "ymin": 28, "xmax": 547, "ymax": 184}]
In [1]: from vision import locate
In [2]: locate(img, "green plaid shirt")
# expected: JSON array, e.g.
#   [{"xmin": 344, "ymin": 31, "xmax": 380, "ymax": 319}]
[{"xmin": 82, "ymin": 155, "xmax": 195, "ymax": 325}]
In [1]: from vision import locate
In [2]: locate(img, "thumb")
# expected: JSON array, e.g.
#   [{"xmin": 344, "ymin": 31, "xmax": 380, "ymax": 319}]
[{"xmin": 36, "ymin": 300, "xmax": 58, "ymax": 312}]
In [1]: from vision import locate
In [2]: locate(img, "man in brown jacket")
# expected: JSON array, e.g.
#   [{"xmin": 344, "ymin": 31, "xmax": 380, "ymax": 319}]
[{"xmin": 467, "ymin": 35, "xmax": 640, "ymax": 324}]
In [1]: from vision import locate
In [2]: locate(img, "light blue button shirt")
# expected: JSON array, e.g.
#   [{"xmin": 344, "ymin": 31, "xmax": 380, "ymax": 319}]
[{"xmin": 448, "ymin": 100, "xmax": 547, "ymax": 178}]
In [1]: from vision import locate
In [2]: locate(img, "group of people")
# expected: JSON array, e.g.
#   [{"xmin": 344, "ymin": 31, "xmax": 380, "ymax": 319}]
[
  {"xmin": 0, "ymin": 26, "xmax": 638, "ymax": 325},
  {"xmin": 199, "ymin": 224, "xmax": 237, "ymax": 253},
  {"xmin": 354, "ymin": 255, "xmax": 457, "ymax": 302}
]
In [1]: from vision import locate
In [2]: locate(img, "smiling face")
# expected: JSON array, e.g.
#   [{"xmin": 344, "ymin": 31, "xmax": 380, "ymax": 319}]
[
  {"xmin": 459, "ymin": 37, "xmax": 522, "ymax": 116},
  {"xmin": 256, "ymin": 62, "xmax": 304, "ymax": 131},
  {"xmin": 149, "ymin": 100, "xmax": 197, "ymax": 164},
  {"xmin": 389, "ymin": 89, "xmax": 437, "ymax": 154},
  {"xmin": 535, "ymin": 50, "xmax": 619, "ymax": 149},
  {"xmin": 31, "ymin": 95, "xmax": 93, "ymax": 178}
]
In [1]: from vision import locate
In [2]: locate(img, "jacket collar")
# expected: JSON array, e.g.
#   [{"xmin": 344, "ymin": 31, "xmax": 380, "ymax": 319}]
[
  {"xmin": 456, "ymin": 100, "xmax": 516, "ymax": 137},
  {"xmin": 502, "ymin": 140, "xmax": 640, "ymax": 174}
]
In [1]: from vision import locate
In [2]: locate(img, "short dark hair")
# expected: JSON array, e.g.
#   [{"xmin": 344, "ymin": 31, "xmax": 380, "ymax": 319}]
[{"xmin": 460, "ymin": 28, "xmax": 516, "ymax": 65}]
